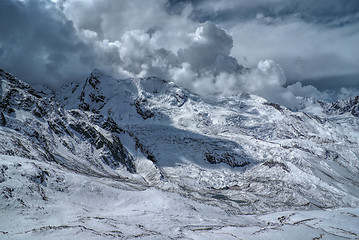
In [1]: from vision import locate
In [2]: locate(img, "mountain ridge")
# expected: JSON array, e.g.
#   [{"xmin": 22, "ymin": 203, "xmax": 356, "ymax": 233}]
[{"xmin": 1, "ymin": 67, "xmax": 359, "ymax": 238}]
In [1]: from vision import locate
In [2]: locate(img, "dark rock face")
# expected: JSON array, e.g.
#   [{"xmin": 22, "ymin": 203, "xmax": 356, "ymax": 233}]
[
  {"xmin": 0, "ymin": 165, "xmax": 7, "ymax": 183},
  {"xmin": 263, "ymin": 102, "xmax": 284, "ymax": 112},
  {"xmin": 69, "ymin": 121, "xmax": 135, "ymax": 173},
  {"xmin": 205, "ymin": 151, "xmax": 251, "ymax": 168},
  {"xmin": 79, "ymin": 72, "xmax": 108, "ymax": 114},
  {"xmin": 262, "ymin": 160, "xmax": 290, "ymax": 172},
  {"xmin": 0, "ymin": 68, "xmax": 137, "ymax": 175},
  {"xmin": 326, "ymin": 96, "xmax": 359, "ymax": 117},
  {"xmin": 135, "ymin": 97, "xmax": 154, "ymax": 120},
  {"xmin": 0, "ymin": 112, "xmax": 6, "ymax": 126}
]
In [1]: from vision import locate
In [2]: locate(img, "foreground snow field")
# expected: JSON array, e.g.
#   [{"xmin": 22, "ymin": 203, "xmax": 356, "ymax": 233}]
[
  {"xmin": 1, "ymin": 155, "xmax": 359, "ymax": 240},
  {"xmin": 1, "ymin": 68, "xmax": 359, "ymax": 239}
]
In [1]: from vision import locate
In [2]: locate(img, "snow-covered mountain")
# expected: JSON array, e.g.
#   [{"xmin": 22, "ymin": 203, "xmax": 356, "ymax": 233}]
[{"xmin": 1, "ymin": 68, "xmax": 359, "ymax": 239}]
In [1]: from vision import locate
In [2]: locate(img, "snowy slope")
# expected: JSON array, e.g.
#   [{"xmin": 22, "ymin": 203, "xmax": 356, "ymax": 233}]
[
  {"xmin": 1, "ymin": 155, "xmax": 359, "ymax": 239},
  {"xmin": 1, "ymin": 68, "xmax": 359, "ymax": 239},
  {"xmin": 56, "ymin": 69, "xmax": 359, "ymax": 213}
]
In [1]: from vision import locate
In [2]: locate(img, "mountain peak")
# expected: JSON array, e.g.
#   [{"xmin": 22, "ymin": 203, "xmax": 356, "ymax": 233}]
[
  {"xmin": 0, "ymin": 68, "xmax": 31, "ymax": 90},
  {"xmin": 89, "ymin": 68, "xmax": 108, "ymax": 80},
  {"xmin": 90, "ymin": 68, "xmax": 105, "ymax": 76}
]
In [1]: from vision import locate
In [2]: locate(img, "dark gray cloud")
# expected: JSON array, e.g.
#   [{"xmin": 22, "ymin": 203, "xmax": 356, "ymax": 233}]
[
  {"xmin": 176, "ymin": 0, "xmax": 359, "ymax": 26},
  {"xmin": 0, "ymin": 0, "xmax": 358, "ymax": 108},
  {"xmin": 0, "ymin": 0, "xmax": 96, "ymax": 88}
]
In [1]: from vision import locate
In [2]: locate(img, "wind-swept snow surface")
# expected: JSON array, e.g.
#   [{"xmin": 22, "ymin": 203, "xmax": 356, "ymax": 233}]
[{"xmin": 1, "ymin": 155, "xmax": 359, "ymax": 240}]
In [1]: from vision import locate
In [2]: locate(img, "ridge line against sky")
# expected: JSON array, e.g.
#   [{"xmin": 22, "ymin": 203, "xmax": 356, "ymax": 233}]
[{"xmin": 0, "ymin": 0, "xmax": 358, "ymax": 109}]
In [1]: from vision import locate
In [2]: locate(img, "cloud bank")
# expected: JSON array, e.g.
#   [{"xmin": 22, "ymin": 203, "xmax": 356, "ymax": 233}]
[
  {"xmin": 188, "ymin": 0, "xmax": 359, "ymax": 88},
  {"xmin": 0, "ymin": 0, "xmax": 358, "ymax": 109}
]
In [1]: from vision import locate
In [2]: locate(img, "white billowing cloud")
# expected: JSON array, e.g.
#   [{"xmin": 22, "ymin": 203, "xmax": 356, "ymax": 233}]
[
  {"xmin": 246, "ymin": 60, "xmax": 286, "ymax": 91},
  {"xmin": 56, "ymin": 0, "xmax": 356, "ymax": 109},
  {"xmin": 62, "ymin": 0, "xmax": 196, "ymax": 52},
  {"xmin": 75, "ymin": 19, "xmax": 249, "ymax": 97},
  {"xmin": 2, "ymin": 0, "xmax": 356, "ymax": 109},
  {"xmin": 237, "ymin": 59, "xmax": 326, "ymax": 109},
  {"xmin": 170, "ymin": 62, "xmax": 196, "ymax": 91},
  {"xmin": 178, "ymin": 22, "xmax": 237, "ymax": 72}
]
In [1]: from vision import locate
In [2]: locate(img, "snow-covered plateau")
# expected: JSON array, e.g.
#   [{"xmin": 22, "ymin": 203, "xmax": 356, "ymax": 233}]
[{"xmin": 0, "ymin": 68, "xmax": 359, "ymax": 239}]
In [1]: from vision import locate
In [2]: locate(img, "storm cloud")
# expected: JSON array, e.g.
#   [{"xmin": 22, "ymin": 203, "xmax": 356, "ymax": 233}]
[
  {"xmin": 0, "ymin": 0, "xmax": 358, "ymax": 108},
  {"xmin": 0, "ymin": 0, "xmax": 98, "ymax": 88}
]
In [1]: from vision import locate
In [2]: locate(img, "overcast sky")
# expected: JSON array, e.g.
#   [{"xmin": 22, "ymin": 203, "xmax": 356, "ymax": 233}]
[{"xmin": 0, "ymin": 0, "xmax": 358, "ymax": 108}]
